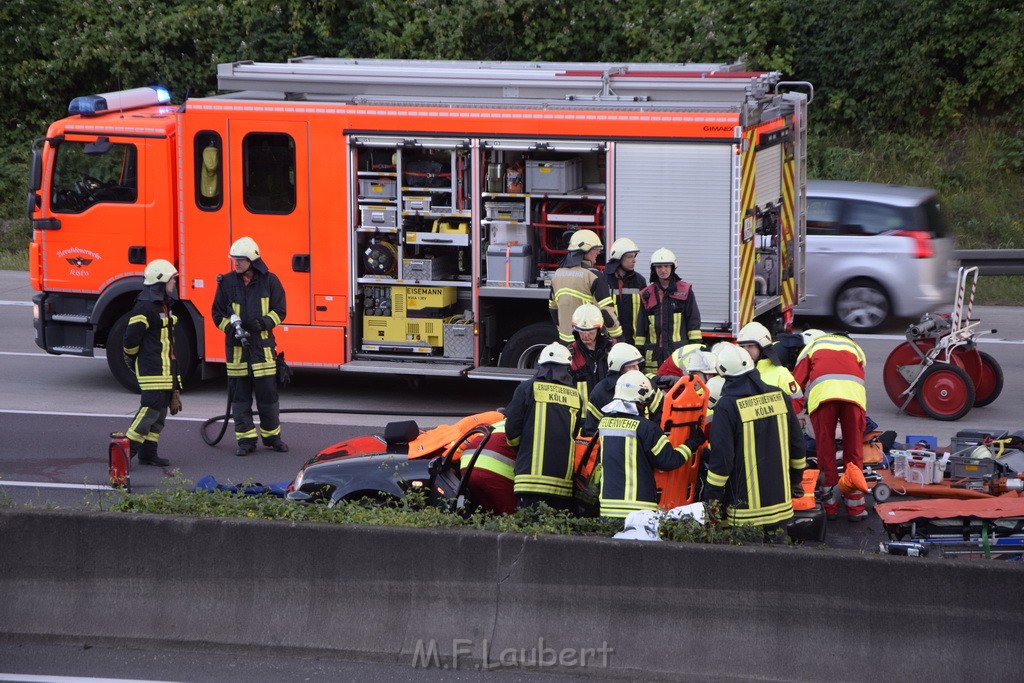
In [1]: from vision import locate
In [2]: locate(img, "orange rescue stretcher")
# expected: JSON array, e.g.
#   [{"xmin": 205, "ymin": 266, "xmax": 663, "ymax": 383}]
[{"xmin": 657, "ymin": 375, "xmax": 709, "ymax": 509}]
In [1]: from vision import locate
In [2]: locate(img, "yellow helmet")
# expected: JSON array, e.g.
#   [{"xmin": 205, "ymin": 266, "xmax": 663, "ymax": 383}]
[
  {"xmin": 715, "ymin": 343, "xmax": 755, "ymax": 377},
  {"xmin": 538, "ymin": 342, "xmax": 572, "ymax": 366},
  {"xmin": 607, "ymin": 343, "xmax": 643, "ymax": 373},
  {"xmin": 142, "ymin": 259, "xmax": 177, "ymax": 286},
  {"xmin": 571, "ymin": 303, "xmax": 604, "ymax": 331},
  {"xmin": 737, "ymin": 321, "xmax": 773, "ymax": 349},
  {"xmin": 650, "ymin": 247, "xmax": 677, "ymax": 267},
  {"xmin": 609, "ymin": 237, "xmax": 640, "ymax": 261},
  {"xmin": 614, "ymin": 370, "xmax": 653, "ymax": 403},
  {"xmin": 568, "ymin": 229, "xmax": 602, "ymax": 252},
  {"xmin": 229, "ymin": 236, "xmax": 260, "ymax": 261}
]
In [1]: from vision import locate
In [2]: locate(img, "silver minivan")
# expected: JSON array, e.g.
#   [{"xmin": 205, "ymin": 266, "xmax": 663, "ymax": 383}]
[{"xmin": 795, "ymin": 180, "xmax": 959, "ymax": 332}]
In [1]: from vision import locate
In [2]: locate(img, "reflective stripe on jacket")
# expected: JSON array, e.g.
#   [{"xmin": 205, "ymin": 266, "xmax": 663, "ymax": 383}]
[
  {"xmin": 212, "ymin": 260, "xmax": 286, "ymax": 378},
  {"xmin": 123, "ymin": 294, "xmax": 180, "ymax": 392},
  {"xmin": 504, "ymin": 377, "xmax": 582, "ymax": 498},
  {"xmin": 636, "ymin": 277, "xmax": 701, "ymax": 369},
  {"xmin": 598, "ymin": 412, "xmax": 690, "ymax": 518},
  {"xmin": 792, "ymin": 335, "xmax": 866, "ymax": 413},
  {"xmin": 549, "ymin": 262, "xmax": 622, "ymax": 343},
  {"xmin": 462, "ymin": 422, "xmax": 516, "ymax": 481},
  {"xmin": 605, "ymin": 268, "xmax": 646, "ymax": 345},
  {"xmin": 705, "ymin": 373, "xmax": 806, "ymax": 527}
]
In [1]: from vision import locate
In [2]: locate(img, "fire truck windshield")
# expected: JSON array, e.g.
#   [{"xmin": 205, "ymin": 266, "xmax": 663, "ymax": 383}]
[{"xmin": 51, "ymin": 140, "xmax": 138, "ymax": 213}]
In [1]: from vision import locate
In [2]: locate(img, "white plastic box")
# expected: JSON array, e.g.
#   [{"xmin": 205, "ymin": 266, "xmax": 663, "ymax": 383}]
[
  {"xmin": 358, "ymin": 179, "xmax": 397, "ymax": 199},
  {"xmin": 891, "ymin": 449, "xmax": 947, "ymax": 485},
  {"xmin": 359, "ymin": 206, "xmax": 397, "ymax": 228}
]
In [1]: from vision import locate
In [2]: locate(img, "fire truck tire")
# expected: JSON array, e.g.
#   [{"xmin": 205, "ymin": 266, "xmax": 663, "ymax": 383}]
[
  {"xmin": 106, "ymin": 311, "xmax": 197, "ymax": 393},
  {"xmin": 915, "ymin": 363, "xmax": 975, "ymax": 421},
  {"xmin": 972, "ymin": 351, "xmax": 1004, "ymax": 408},
  {"xmin": 834, "ymin": 278, "xmax": 890, "ymax": 333},
  {"xmin": 498, "ymin": 322, "xmax": 558, "ymax": 369}
]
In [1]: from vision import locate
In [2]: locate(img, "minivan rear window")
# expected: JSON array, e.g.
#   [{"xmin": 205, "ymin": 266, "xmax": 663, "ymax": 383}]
[
  {"xmin": 842, "ymin": 201, "xmax": 914, "ymax": 236},
  {"xmin": 921, "ymin": 199, "xmax": 951, "ymax": 238}
]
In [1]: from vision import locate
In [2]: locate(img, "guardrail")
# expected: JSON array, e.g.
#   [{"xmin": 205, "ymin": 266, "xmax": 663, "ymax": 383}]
[{"xmin": 956, "ymin": 249, "xmax": 1024, "ymax": 276}]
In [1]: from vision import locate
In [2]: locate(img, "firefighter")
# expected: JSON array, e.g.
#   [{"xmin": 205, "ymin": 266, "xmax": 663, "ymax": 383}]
[
  {"xmin": 655, "ymin": 342, "xmax": 705, "ymax": 378},
  {"xmin": 792, "ymin": 329, "xmax": 868, "ymax": 521},
  {"xmin": 548, "ymin": 229, "xmax": 622, "ymax": 344},
  {"xmin": 460, "ymin": 420, "xmax": 516, "ymax": 515},
  {"xmin": 703, "ymin": 344, "xmax": 806, "ymax": 533},
  {"xmin": 504, "ymin": 343, "xmax": 582, "ymax": 512},
  {"xmin": 736, "ymin": 322, "xmax": 804, "ymax": 408},
  {"xmin": 212, "ymin": 236, "xmax": 288, "ymax": 456},
  {"xmin": 567, "ymin": 303, "xmax": 616, "ymax": 410},
  {"xmin": 604, "ymin": 237, "xmax": 646, "ymax": 345},
  {"xmin": 122, "ymin": 259, "xmax": 182, "ymax": 467},
  {"xmin": 636, "ymin": 248, "xmax": 702, "ymax": 372},
  {"xmin": 583, "ymin": 342, "xmax": 645, "ymax": 436},
  {"xmin": 597, "ymin": 370, "xmax": 704, "ymax": 518}
]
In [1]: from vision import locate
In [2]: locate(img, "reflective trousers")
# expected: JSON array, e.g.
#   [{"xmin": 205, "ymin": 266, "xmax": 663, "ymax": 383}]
[
  {"xmin": 231, "ymin": 374, "xmax": 281, "ymax": 446},
  {"xmin": 811, "ymin": 400, "xmax": 866, "ymax": 515},
  {"xmin": 127, "ymin": 389, "xmax": 170, "ymax": 444}
]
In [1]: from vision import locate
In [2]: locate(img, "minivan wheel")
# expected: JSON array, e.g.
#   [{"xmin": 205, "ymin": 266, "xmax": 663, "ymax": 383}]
[{"xmin": 834, "ymin": 279, "xmax": 890, "ymax": 333}]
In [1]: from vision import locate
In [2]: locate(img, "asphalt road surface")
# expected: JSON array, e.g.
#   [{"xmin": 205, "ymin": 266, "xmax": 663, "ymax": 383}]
[{"xmin": 3, "ymin": 269, "xmax": 1023, "ymax": 680}]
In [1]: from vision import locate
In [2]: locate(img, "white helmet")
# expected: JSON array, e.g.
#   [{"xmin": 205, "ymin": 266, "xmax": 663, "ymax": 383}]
[
  {"xmin": 685, "ymin": 351, "xmax": 719, "ymax": 376},
  {"xmin": 705, "ymin": 376, "xmax": 726, "ymax": 409},
  {"xmin": 568, "ymin": 229, "xmax": 602, "ymax": 252},
  {"xmin": 801, "ymin": 328, "xmax": 827, "ymax": 345},
  {"xmin": 650, "ymin": 247, "xmax": 677, "ymax": 267},
  {"xmin": 670, "ymin": 343, "xmax": 704, "ymax": 370},
  {"xmin": 609, "ymin": 237, "xmax": 640, "ymax": 261},
  {"xmin": 607, "ymin": 343, "xmax": 643, "ymax": 373},
  {"xmin": 142, "ymin": 259, "xmax": 177, "ymax": 285},
  {"xmin": 737, "ymin": 321, "xmax": 772, "ymax": 349},
  {"xmin": 614, "ymin": 370, "xmax": 653, "ymax": 403},
  {"xmin": 538, "ymin": 342, "xmax": 572, "ymax": 366},
  {"xmin": 715, "ymin": 343, "xmax": 755, "ymax": 377},
  {"xmin": 571, "ymin": 303, "xmax": 604, "ymax": 332},
  {"xmin": 229, "ymin": 236, "xmax": 260, "ymax": 261}
]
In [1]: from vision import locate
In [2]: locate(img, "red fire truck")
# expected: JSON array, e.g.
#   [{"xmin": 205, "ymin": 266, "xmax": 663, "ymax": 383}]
[{"xmin": 27, "ymin": 58, "xmax": 810, "ymax": 389}]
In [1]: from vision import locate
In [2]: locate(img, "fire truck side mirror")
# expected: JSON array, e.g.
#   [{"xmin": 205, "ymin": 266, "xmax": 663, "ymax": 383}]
[{"xmin": 28, "ymin": 148, "xmax": 42, "ymax": 191}]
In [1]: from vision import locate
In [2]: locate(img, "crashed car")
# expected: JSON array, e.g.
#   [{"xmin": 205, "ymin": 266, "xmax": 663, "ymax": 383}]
[{"xmin": 286, "ymin": 413, "xmax": 503, "ymax": 508}]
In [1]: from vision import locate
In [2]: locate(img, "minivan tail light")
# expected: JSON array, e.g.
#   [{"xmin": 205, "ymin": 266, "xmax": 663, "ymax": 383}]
[{"xmin": 892, "ymin": 230, "xmax": 934, "ymax": 259}]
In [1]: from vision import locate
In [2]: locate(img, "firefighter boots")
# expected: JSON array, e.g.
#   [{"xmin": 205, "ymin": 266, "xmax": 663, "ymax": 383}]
[{"xmin": 138, "ymin": 441, "xmax": 170, "ymax": 467}]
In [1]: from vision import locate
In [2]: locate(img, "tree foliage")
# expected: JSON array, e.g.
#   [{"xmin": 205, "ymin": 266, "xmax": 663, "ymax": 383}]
[{"xmin": 1, "ymin": 0, "xmax": 1022, "ymax": 218}]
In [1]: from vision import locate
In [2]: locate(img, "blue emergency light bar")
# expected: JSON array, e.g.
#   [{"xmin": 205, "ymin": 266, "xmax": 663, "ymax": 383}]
[{"xmin": 68, "ymin": 86, "xmax": 171, "ymax": 116}]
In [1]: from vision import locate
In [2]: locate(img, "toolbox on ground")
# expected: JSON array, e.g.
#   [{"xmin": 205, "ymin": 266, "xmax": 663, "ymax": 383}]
[
  {"xmin": 526, "ymin": 158, "xmax": 583, "ymax": 194},
  {"xmin": 947, "ymin": 455, "xmax": 1000, "ymax": 480},
  {"xmin": 486, "ymin": 243, "xmax": 536, "ymax": 287},
  {"xmin": 949, "ymin": 429, "xmax": 1009, "ymax": 454}
]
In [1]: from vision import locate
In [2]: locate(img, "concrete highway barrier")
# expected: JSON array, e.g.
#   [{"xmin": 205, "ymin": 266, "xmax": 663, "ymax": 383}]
[{"xmin": 1, "ymin": 509, "xmax": 1021, "ymax": 680}]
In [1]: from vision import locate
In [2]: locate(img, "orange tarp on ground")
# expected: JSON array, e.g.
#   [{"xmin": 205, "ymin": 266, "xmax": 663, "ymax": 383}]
[{"xmin": 875, "ymin": 494, "xmax": 1024, "ymax": 524}]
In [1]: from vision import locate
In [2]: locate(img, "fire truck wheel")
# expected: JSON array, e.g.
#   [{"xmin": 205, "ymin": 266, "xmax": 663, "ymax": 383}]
[
  {"xmin": 498, "ymin": 322, "xmax": 558, "ymax": 369},
  {"xmin": 915, "ymin": 363, "xmax": 975, "ymax": 421},
  {"xmin": 106, "ymin": 311, "xmax": 197, "ymax": 393},
  {"xmin": 972, "ymin": 351, "xmax": 1004, "ymax": 408}
]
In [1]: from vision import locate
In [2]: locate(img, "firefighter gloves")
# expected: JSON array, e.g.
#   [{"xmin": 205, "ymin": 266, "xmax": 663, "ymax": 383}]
[{"xmin": 169, "ymin": 390, "xmax": 182, "ymax": 416}]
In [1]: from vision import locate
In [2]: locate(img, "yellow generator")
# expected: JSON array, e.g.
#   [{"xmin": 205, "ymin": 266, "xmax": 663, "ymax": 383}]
[{"xmin": 361, "ymin": 285, "xmax": 457, "ymax": 353}]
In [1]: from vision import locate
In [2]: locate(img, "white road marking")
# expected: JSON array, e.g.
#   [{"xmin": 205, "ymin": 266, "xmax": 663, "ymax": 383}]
[
  {"xmin": 0, "ymin": 675, "xmax": 176, "ymax": 683},
  {"xmin": 0, "ymin": 409, "xmax": 210, "ymax": 423},
  {"xmin": 0, "ymin": 481, "xmax": 116, "ymax": 492},
  {"xmin": 0, "ymin": 351, "xmax": 105, "ymax": 359},
  {"xmin": 0, "ymin": 300, "xmax": 32, "ymax": 306}
]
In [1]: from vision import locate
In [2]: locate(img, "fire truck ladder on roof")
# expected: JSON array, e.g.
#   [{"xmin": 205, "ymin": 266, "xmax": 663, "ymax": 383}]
[{"xmin": 215, "ymin": 57, "xmax": 783, "ymax": 111}]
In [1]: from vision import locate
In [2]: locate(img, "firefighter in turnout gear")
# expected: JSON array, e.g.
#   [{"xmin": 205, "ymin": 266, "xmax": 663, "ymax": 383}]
[
  {"xmin": 636, "ymin": 248, "xmax": 702, "ymax": 372},
  {"xmin": 567, "ymin": 303, "xmax": 616, "ymax": 411},
  {"xmin": 504, "ymin": 343, "xmax": 582, "ymax": 511},
  {"xmin": 736, "ymin": 321, "xmax": 804, "ymax": 410},
  {"xmin": 703, "ymin": 344, "xmax": 806, "ymax": 531},
  {"xmin": 212, "ymin": 237, "xmax": 288, "ymax": 456},
  {"xmin": 597, "ymin": 370, "xmax": 703, "ymax": 518},
  {"xmin": 548, "ymin": 229, "xmax": 622, "ymax": 344},
  {"xmin": 460, "ymin": 420, "xmax": 517, "ymax": 515},
  {"xmin": 792, "ymin": 330, "xmax": 868, "ymax": 521},
  {"xmin": 122, "ymin": 259, "xmax": 181, "ymax": 467},
  {"xmin": 604, "ymin": 238, "xmax": 646, "ymax": 346},
  {"xmin": 583, "ymin": 342, "xmax": 662, "ymax": 436}
]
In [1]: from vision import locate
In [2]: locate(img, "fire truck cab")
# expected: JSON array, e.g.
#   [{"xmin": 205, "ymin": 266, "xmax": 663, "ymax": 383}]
[{"xmin": 28, "ymin": 59, "xmax": 810, "ymax": 389}]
